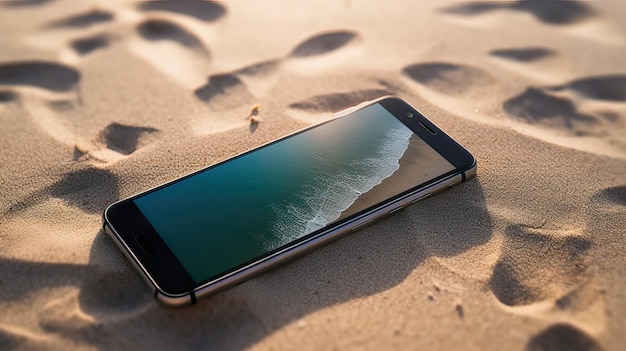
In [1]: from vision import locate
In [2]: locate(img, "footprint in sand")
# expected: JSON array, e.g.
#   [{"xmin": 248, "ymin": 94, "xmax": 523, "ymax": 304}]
[
  {"xmin": 549, "ymin": 75, "xmax": 626, "ymax": 102},
  {"xmin": 73, "ymin": 123, "xmax": 160, "ymax": 164},
  {"xmin": 194, "ymin": 73, "xmax": 255, "ymax": 110},
  {"xmin": 0, "ymin": 257, "xmax": 94, "ymax": 303},
  {"xmin": 401, "ymin": 61, "xmax": 500, "ymax": 121},
  {"xmin": 489, "ymin": 47, "xmax": 556, "ymax": 63},
  {"xmin": 43, "ymin": 4, "xmax": 216, "ymax": 83},
  {"xmin": 59, "ymin": 33, "xmax": 116, "ymax": 63},
  {"xmin": 69, "ymin": 34, "xmax": 112, "ymax": 56},
  {"xmin": 503, "ymin": 75, "xmax": 626, "ymax": 157},
  {"xmin": 216, "ymin": 30, "xmax": 362, "ymax": 103},
  {"xmin": 231, "ymin": 59, "xmax": 284, "ymax": 98},
  {"xmin": 137, "ymin": 18, "xmax": 206, "ymax": 49},
  {"xmin": 403, "ymin": 62, "xmax": 495, "ymax": 97},
  {"xmin": 286, "ymin": 30, "xmax": 362, "ymax": 72},
  {"xmin": 526, "ymin": 323, "xmax": 603, "ymax": 351},
  {"xmin": 15, "ymin": 86, "xmax": 159, "ymax": 165},
  {"xmin": 0, "ymin": 254, "xmax": 148, "ymax": 334},
  {"xmin": 441, "ymin": 1, "xmax": 622, "ymax": 44},
  {"xmin": 488, "ymin": 47, "xmax": 567, "ymax": 82},
  {"xmin": 0, "ymin": 61, "xmax": 80, "ymax": 92},
  {"xmin": 97, "ymin": 123, "xmax": 159, "ymax": 156},
  {"xmin": 289, "ymin": 30, "xmax": 360, "ymax": 58},
  {"xmin": 503, "ymin": 88, "xmax": 597, "ymax": 134},
  {"xmin": 36, "ymin": 4, "xmax": 217, "ymax": 85},
  {"xmin": 137, "ymin": 0, "xmax": 226, "ymax": 22},
  {"xmin": 131, "ymin": 18, "xmax": 211, "ymax": 88},
  {"xmin": 242, "ymin": 29, "xmax": 361, "ymax": 76},
  {"xmin": 48, "ymin": 168, "xmax": 119, "ymax": 214},
  {"xmin": 4, "ymin": 167, "xmax": 119, "ymax": 216},
  {"xmin": 2, "ymin": 0, "xmax": 53, "ymax": 7},
  {"xmin": 441, "ymin": 0, "xmax": 596, "ymax": 26},
  {"xmin": 595, "ymin": 185, "xmax": 626, "ymax": 206},
  {"xmin": 78, "ymin": 269, "xmax": 152, "ymax": 317},
  {"xmin": 191, "ymin": 73, "xmax": 259, "ymax": 134},
  {"xmin": 233, "ymin": 59, "xmax": 282, "ymax": 78},
  {"xmin": 240, "ymin": 29, "xmax": 361, "ymax": 87},
  {"xmin": 489, "ymin": 225, "xmax": 598, "ymax": 311},
  {"xmin": 191, "ymin": 29, "xmax": 363, "ymax": 132},
  {"xmin": 25, "ymin": 8, "xmax": 116, "ymax": 62},
  {"xmin": 128, "ymin": 1, "xmax": 227, "ymax": 88},
  {"xmin": 510, "ymin": 0, "xmax": 597, "ymax": 26},
  {"xmin": 47, "ymin": 9, "xmax": 114, "ymax": 29},
  {"xmin": 0, "ymin": 61, "xmax": 89, "ymax": 151},
  {"xmin": 0, "ymin": 60, "xmax": 92, "ymax": 160},
  {"xmin": 18, "ymin": 93, "xmax": 159, "ymax": 165}
]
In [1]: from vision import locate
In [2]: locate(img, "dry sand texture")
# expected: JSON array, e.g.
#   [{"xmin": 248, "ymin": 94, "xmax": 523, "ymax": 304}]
[{"xmin": 1, "ymin": 0, "xmax": 625, "ymax": 350}]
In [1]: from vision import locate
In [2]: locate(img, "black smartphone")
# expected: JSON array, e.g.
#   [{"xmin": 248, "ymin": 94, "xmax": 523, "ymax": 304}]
[{"xmin": 103, "ymin": 96, "xmax": 476, "ymax": 306}]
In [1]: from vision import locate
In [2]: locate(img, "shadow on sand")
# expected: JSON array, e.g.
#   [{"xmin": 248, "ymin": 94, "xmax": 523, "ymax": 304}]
[{"xmin": 78, "ymin": 179, "xmax": 492, "ymax": 350}]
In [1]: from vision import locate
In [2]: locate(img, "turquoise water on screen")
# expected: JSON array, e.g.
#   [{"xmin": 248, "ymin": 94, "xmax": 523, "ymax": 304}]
[{"xmin": 134, "ymin": 103, "xmax": 412, "ymax": 282}]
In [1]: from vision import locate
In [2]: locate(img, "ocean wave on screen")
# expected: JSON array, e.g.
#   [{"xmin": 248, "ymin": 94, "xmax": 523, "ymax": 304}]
[{"xmin": 269, "ymin": 122, "xmax": 412, "ymax": 249}]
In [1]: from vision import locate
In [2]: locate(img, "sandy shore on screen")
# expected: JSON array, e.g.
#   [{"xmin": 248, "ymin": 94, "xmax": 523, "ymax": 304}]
[
  {"xmin": 0, "ymin": 0, "xmax": 625, "ymax": 350},
  {"xmin": 338, "ymin": 135, "xmax": 456, "ymax": 220}
]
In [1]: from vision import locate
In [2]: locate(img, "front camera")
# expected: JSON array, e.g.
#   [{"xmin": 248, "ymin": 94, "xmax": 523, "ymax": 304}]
[{"xmin": 406, "ymin": 112, "xmax": 414, "ymax": 118}]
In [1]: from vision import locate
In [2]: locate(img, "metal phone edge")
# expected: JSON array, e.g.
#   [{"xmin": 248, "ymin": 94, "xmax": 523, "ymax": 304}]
[
  {"xmin": 104, "ymin": 164, "xmax": 474, "ymax": 307},
  {"xmin": 102, "ymin": 219, "xmax": 186, "ymax": 303},
  {"xmin": 183, "ymin": 163, "xmax": 476, "ymax": 307}
]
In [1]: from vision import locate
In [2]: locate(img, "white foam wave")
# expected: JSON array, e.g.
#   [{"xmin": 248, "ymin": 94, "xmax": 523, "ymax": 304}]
[{"xmin": 270, "ymin": 122, "xmax": 413, "ymax": 249}]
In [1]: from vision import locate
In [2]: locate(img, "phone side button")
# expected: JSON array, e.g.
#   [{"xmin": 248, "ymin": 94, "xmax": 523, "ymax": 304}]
[
  {"xmin": 411, "ymin": 193, "xmax": 431, "ymax": 204},
  {"xmin": 388, "ymin": 206, "xmax": 403, "ymax": 215},
  {"xmin": 351, "ymin": 219, "xmax": 374, "ymax": 233}
]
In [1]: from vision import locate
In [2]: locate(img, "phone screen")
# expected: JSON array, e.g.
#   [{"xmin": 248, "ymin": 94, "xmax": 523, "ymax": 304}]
[{"xmin": 132, "ymin": 103, "xmax": 455, "ymax": 284}]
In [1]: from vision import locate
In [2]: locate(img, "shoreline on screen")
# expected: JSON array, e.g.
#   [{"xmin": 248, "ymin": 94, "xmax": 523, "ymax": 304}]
[{"xmin": 338, "ymin": 135, "xmax": 455, "ymax": 220}]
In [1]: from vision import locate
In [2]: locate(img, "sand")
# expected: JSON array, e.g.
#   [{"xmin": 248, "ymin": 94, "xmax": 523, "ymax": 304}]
[{"xmin": 0, "ymin": 0, "xmax": 625, "ymax": 350}]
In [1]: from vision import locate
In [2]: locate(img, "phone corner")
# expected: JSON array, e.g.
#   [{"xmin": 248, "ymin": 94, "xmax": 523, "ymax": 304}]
[
  {"xmin": 373, "ymin": 94, "xmax": 405, "ymax": 104},
  {"xmin": 463, "ymin": 158, "xmax": 478, "ymax": 182},
  {"xmin": 155, "ymin": 289, "xmax": 196, "ymax": 307},
  {"xmin": 101, "ymin": 199, "xmax": 119, "ymax": 226}
]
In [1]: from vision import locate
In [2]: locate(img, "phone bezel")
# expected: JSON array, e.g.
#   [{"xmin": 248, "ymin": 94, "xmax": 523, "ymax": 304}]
[{"xmin": 103, "ymin": 95, "xmax": 476, "ymax": 300}]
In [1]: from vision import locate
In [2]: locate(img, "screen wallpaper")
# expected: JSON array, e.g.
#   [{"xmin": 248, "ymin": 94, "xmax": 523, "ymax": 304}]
[{"xmin": 134, "ymin": 103, "xmax": 454, "ymax": 283}]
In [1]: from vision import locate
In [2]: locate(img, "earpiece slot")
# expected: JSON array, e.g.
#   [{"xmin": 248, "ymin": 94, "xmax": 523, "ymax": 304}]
[{"xmin": 419, "ymin": 121, "xmax": 437, "ymax": 135}]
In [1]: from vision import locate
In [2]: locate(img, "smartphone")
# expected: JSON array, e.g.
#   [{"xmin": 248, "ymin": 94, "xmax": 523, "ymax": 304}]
[{"xmin": 103, "ymin": 96, "xmax": 476, "ymax": 306}]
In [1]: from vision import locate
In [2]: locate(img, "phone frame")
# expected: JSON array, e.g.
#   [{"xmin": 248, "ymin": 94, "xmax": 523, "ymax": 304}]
[{"xmin": 103, "ymin": 95, "xmax": 476, "ymax": 306}]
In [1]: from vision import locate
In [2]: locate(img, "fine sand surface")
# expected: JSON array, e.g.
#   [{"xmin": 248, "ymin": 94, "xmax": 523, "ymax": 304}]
[{"xmin": 1, "ymin": 1, "xmax": 625, "ymax": 350}]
